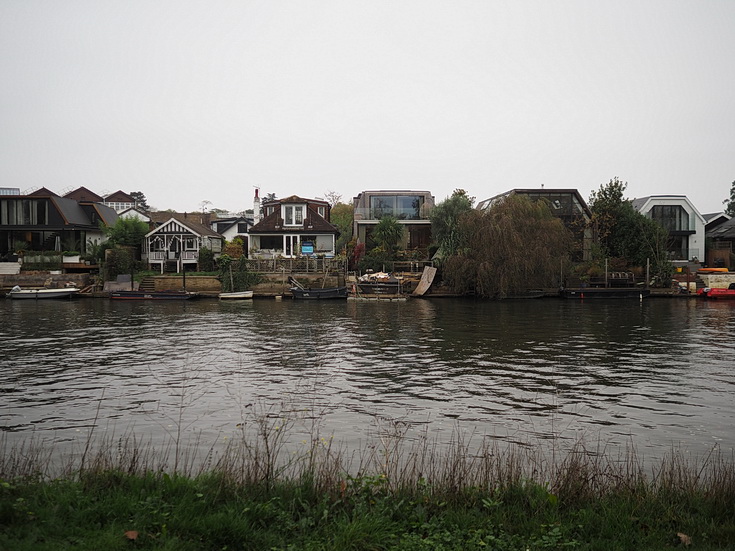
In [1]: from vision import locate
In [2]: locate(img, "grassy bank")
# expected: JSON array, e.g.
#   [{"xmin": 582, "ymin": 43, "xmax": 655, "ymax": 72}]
[{"xmin": 2, "ymin": 423, "xmax": 733, "ymax": 550}]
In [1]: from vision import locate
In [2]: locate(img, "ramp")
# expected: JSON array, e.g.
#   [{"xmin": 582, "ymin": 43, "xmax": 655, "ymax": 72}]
[{"xmin": 412, "ymin": 266, "xmax": 437, "ymax": 296}]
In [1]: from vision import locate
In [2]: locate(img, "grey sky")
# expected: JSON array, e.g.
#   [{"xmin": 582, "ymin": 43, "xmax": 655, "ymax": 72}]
[{"xmin": 1, "ymin": 0, "xmax": 733, "ymax": 215}]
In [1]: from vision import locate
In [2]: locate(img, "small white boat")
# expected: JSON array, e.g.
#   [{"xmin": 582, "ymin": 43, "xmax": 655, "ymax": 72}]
[
  {"xmin": 6, "ymin": 286, "xmax": 80, "ymax": 300},
  {"xmin": 218, "ymin": 290, "xmax": 254, "ymax": 300}
]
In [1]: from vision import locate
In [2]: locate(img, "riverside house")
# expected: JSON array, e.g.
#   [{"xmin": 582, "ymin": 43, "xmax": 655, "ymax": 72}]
[
  {"xmin": 631, "ymin": 195, "xmax": 706, "ymax": 263},
  {"xmin": 0, "ymin": 187, "xmax": 118, "ymax": 259},
  {"xmin": 248, "ymin": 195, "xmax": 338, "ymax": 258},
  {"xmin": 352, "ymin": 190, "xmax": 435, "ymax": 250},
  {"xmin": 143, "ymin": 213, "xmax": 224, "ymax": 272}
]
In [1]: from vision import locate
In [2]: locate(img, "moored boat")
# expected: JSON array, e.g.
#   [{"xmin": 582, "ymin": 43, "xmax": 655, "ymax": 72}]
[
  {"xmin": 350, "ymin": 272, "xmax": 408, "ymax": 300},
  {"xmin": 110, "ymin": 290, "xmax": 198, "ymax": 300},
  {"xmin": 6, "ymin": 286, "xmax": 80, "ymax": 299},
  {"xmin": 218, "ymin": 290, "xmax": 254, "ymax": 300},
  {"xmin": 288, "ymin": 277, "xmax": 347, "ymax": 299},
  {"xmin": 561, "ymin": 288, "xmax": 650, "ymax": 299},
  {"xmin": 697, "ymin": 284, "xmax": 735, "ymax": 299}
]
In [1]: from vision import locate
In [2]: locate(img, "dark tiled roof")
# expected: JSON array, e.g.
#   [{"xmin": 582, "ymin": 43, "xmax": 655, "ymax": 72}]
[
  {"xmin": 708, "ymin": 216, "xmax": 735, "ymax": 239},
  {"xmin": 149, "ymin": 211, "xmax": 213, "ymax": 227},
  {"xmin": 250, "ymin": 209, "xmax": 339, "ymax": 235},
  {"xmin": 262, "ymin": 195, "xmax": 329, "ymax": 208},
  {"xmin": 104, "ymin": 190, "xmax": 135, "ymax": 202},
  {"xmin": 64, "ymin": 186, "xmax": 103, "ymax": 202},
  {"xmin": 28, "ymin": 187, "xmax": 59, "ymax": 197},
  {"xmin": 152, "ymin": 216, "xmax": 223, "ymax": 238},
  {"xmin": 92, "ymin": 203, "xmax": 119, "ymax": 226},
  {"xmin": 50, "ymin": 196, "xmax": 100, "ymax": 227}
]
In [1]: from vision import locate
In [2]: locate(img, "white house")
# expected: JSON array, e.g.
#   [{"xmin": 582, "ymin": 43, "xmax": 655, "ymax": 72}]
[
  {"xmin": 143, "ymin": 216, "xmax": 224, "ymax": 272},
  {"xmin": 631, "ymin": 195, "xmax": 706, "ymax": 262}
]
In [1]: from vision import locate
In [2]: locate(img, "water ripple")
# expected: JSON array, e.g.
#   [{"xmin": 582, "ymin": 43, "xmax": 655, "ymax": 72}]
[{"xmin": 1, "ymin": 297, "xmax": 733, "ymax": 459}]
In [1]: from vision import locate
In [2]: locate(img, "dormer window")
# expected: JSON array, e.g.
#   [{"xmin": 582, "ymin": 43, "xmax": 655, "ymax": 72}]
[{"xmin": 283, "ymin": 205, "xmax": 304, "ymax": 226}]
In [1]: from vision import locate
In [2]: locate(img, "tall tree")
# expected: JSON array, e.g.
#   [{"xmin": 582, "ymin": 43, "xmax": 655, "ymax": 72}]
[
  {"xmin": 430, "ymin": 189, "xmax": 475, "ymax": 257},
  {"xmin": 129, "ymin": 191, "xmax": 149, "ymax": 210},
  {"xmin": 587, "ymin": 177, "xmax": 628, "ymax": 258},
  {"xmin": 330, "ymin": 202, "xmax": 354, "ymax": 253},
  {"xmin": 442, "ymin": 195, "xmax": 573, "ymax": 298},
  {"xmin": 588, "ymin": 177, "xmax": 673, "ymax": 283},
  {"xmin": 724, "ymin": 180, "xmax": 735, "ymax": 216}
]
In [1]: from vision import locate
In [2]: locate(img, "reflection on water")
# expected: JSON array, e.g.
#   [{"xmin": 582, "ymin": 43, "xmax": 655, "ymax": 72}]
[{"xmin": 1, "ymin": 297, "xmax": 733, "ymax": 459}]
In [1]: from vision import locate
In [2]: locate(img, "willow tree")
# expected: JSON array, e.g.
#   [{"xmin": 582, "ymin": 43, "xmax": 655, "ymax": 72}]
[{"xmin": 442, "ymin": 195, "xmax": 573, "ymax": 298}]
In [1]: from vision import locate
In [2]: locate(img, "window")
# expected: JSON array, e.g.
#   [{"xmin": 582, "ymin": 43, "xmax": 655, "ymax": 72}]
[
  {"xmin": 650, "ymin": 205, "xmax": 689, "ymax": 232},
  {"xmin": 369, "ymin": 195, "xmax": 423, "ymax": 219},
  {"xmin": 0, "ymin": 199, "xmax": 48, "ymax": 225},
  {"xmin": 237, "ymin": 223, "xmax": 248, "ymax": 233},
  {"xmin": 283, "ymin": 205, "xmax": 304, "ymax": 226},
  {"xmin": 317, "ymin": 206, "xmax": 325, "ymax": 218}
]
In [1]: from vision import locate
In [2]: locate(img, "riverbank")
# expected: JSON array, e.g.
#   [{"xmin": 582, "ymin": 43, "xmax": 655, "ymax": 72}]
[{"xmin": 2, "ymin": 430, "xmax": 733, "ymax": 550}]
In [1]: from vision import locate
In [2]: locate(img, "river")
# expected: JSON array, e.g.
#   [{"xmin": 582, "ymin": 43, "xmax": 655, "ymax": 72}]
[{"xmin": 1, "ymin": 296, "xmax": 733, "ymax": 464}]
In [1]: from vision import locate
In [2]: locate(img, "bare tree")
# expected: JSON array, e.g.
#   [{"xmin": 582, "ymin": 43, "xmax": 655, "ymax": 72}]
[{"xmin": 323, "ymin": 190, "xmax": 342, "ymax": 206}]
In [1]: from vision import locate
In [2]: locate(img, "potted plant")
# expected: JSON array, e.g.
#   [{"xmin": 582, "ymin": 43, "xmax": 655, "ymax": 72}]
[{"xmin": 62, "ymin": 251, "xmax": 81, "ymax": 263}]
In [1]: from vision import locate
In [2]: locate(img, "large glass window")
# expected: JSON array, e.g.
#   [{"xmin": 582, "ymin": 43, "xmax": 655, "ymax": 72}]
[
  {"xmin": 369, "ymin": 195, "xmax": 423, "ymax": 219},
  {"xmin": 650, "ymin": 205, "xmax": 689, "ymax": 232},
  {"xmin": 0, "ymin": 199, "xmax": 48, "ymax": 225}
]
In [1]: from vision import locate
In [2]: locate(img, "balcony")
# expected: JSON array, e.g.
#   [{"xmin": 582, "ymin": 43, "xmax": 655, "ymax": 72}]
[{"xmin": 353, "ymin": 207, "xmax": 428, "ymax": 221}]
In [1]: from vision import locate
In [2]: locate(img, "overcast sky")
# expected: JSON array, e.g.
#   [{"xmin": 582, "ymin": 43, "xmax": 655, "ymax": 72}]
[{"xmin": 1, "ymin": 1, "xmax": 733, "ymax": 215}]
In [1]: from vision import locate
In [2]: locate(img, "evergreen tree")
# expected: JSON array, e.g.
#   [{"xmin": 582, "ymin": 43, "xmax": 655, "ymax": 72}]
[
  {"xmin": 430, "ymin": 189, "xmax": 475, "ymax": 257},
  {"xmin": 724, "ymin": 180, "xmax": 735, "ymax": 216},
  {"xmin": 129, "ymin": 191, "xmax": 149, "ymax": 210}
]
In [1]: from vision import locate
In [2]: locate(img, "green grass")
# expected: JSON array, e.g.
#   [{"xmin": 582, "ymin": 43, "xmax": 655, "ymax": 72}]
[
  {"xmin": 2, "ymin": 409, "xmax": 733, "ymax": 550},
  {"xmin": 2, "ymin": 454, "xmax": 734, "ymax": 550}
]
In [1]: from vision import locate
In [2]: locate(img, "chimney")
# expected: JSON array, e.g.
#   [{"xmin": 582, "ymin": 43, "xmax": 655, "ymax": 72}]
[{"xmin": 253, "ymin": 188, "xmax": 261, "ymax": 224}]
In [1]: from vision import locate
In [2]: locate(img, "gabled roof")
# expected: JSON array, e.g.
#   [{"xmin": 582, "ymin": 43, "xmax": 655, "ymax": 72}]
[
  {"xmin": 118, "ymin": 207, "xmax": 151, "ymax": 222},
  {"xmin": 28, "ymin": 187, "xmax": 59, "ymax": 197},
  {"xmin": 707, "ymin": 216, "xmax": 735, "ymax": 240},
  {"xmin": 212, "ymin": 216, "xmax": 252, "ymax": 234},
  {"xmin": 64, "ymin": 186, "xmax": 104, "ymax": 202},
  {"xmin": 104, "ymin": 190, "xmax": 135, "ymax": 202},
  {"xmin": 146, "ymin": 217, "xmax": 223, "ymax": 239},
  {"xmin": 631, "ymin": 195, "xmax": 706, "ymax": 223},
  {"xmin": 703, "ymin": 212, "xmax": 730, "ymax": 230}
]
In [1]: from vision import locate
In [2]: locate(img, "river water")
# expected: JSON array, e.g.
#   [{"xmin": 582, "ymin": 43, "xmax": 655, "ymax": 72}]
[{"xmin": 1, "ymin": 296, "xmax": 734, "ymax": 463}]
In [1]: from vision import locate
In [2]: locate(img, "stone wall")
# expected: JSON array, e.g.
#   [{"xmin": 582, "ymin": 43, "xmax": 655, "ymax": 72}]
[
  {"xmin": 151, "ymin": 276, "xmax": 221, "ymax": 292},
  {"xmin": 0, "ymin": 272, "xmax": 92, "ymax": 291},
  {"xmin": 699, "ymin": 273, "xmax": 735, "ymax": 289}
]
